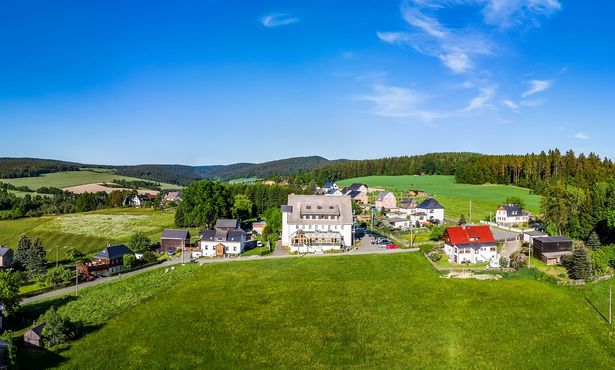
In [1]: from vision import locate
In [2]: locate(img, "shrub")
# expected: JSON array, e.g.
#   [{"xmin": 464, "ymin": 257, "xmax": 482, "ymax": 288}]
[
  {"xmin": 429, "ymin": 252, "xmax": 442, "ymax": 262},
  {"xmin": 499, "ymin": 256, "xmax": 509, "ymax": 268},
  {"xmin": 142, "ymin": 251, "xmax": 157, "ymax": 264},
  {"xmin": 420, "ymin": 244, "xmax": 434, "ymax": 254},
  {"xmin": 39, "ymin": 306, "xmax": 72, "ymax": 347}
]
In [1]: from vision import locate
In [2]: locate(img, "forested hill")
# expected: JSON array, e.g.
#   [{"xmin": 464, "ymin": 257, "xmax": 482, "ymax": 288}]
[
  {"xmin": 0, "ymin": 158, "xmax": 81, "ymax": 179},
  {"xmin": 0, "ymin": 156, "xmax": 341, "ymax": 185}
]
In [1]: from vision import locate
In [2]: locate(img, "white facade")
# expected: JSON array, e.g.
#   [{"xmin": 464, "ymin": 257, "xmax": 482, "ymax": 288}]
[
  {"xmin": 417, "ymin": 207, "xmax": 444, "ymax": 224},
  {"xmin": 200, "ymin": 239, "xmax": 244, "ymax": 257},
  {"xmin": 444, "ymin": 244, "xmax": 497, "ymax": 264},
  {"xmin": 282, "ymin": 195, "xmax": 353, "ymax": 253},
  {"xmin": 496, "ymin": 209, "xmax": 529, "ymax": 225}
]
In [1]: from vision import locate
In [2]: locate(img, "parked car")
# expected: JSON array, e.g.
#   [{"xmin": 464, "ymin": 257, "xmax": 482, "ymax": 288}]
[
  {"xmin": 167, "ymin": 250, "xmax": 175, "ymax": 256},
  {"xmin": 257, "ymin": 241, "xmax": 263, "ymax": 247},
  {"xmin": 386, "ymin": 244, "xmax": 398, "ymax": 249}
]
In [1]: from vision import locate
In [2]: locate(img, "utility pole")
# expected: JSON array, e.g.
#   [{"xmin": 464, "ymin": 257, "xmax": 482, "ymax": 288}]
[
  {"xmin": 528, "ymin": 241, "xmax": 531, "ymax": 268},
  {"xmin": 469, "ymin": 201, "xmax": 472, "ymax": 224},
  {"xmin": 56, "ymin": 245, "xmax": 59, "ymax": 269},
  {"xmin": 610, "ymin": 285, "xmax": 612, "ymax": 325},
  {"xmin": 75, "ymin": 264, "xmax": 79, "ymax": 296}
]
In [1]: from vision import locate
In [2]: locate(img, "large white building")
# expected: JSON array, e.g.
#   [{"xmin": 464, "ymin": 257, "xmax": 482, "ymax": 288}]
[
  {"xmin": 416, "ymin": 198, "xmax": 445, "ymax": 224},
  {"xmin": 281, "ymin": 195, "xmax": 353, "ymax": 253},
  {"xmin": 443, "ymin": 225, "xmax": 498, "ymax": 265}
]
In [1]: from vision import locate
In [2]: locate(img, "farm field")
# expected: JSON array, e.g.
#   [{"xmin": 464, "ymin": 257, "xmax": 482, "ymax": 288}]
[
  {"xmin": 2, "ymin": 168, "xmax": 180, "ymax": 196},
  {"xmin": 228, "ymin": 177, "xmax": 261, "ymax": 184},
  {"xmin": 20, "ymin": 253, "xmax": 615, "ymax": 369},
  {"xmin": 338, "ymin": 175, "xmax": 542, "ymax": 220},
  {"xmin": 0, "ymin": 208, "xmax": 178, "ymax": 260}
]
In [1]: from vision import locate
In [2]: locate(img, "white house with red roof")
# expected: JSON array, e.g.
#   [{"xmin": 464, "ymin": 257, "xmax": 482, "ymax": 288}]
[{"xmin": 443, "ymin": 225, "xmax": 498, "ymax": 264}]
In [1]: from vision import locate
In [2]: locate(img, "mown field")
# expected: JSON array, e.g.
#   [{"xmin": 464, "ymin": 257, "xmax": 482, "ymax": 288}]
[
  {"xmin": 338, "ymin": 175, "xmax": 542, "ymax": 220},
  {"xmin": 3, "ymin": 168, "xmax": 180, "ymax": 196},
  {"xmin": 0, "ymin": 208, "xmax": 177, "ymax": 260},
  {"xmin": 19, "ymin": 253, "xmax": 615, "ymax": 369}
]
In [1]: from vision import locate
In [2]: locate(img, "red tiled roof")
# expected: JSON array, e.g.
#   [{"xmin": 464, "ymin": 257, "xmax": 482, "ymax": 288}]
[{"xmin": 445, "ymin": 225, "xmax": 495, "ymax": 246}]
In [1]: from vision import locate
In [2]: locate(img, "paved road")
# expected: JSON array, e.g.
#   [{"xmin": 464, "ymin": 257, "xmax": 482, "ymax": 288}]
[
  {"xmin": 22, "ymin": 252, "xmax": 190, "ymax": 305},
  {"xmin": 23, "ymin": 240, "xmax": 419, "ymax": 305}
]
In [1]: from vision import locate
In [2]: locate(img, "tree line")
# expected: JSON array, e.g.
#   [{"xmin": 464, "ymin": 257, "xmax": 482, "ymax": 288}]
[
  {"xmin": 0, "ymin": 158, "xmax": 80, "ymax": 179},
  {"xmin": 174, "ymin": 181, "xmax": 305, "ymax": 229}
]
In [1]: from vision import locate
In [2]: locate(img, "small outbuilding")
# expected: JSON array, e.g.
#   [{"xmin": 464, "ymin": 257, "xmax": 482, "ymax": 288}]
[
  {"xmin": 160, "ymin": 229, "xmax": 191, "ymax": 253},
  {"xmin": 0, "ymin": 247, "xmax": 12, "ymax": 269},
  {"xmin": 24, "ymin": 323, "xmax": 45, "ymax": 348},
  {"xmin": 533, "ymin": 236, "xmax": 573, "ymax": 265}
]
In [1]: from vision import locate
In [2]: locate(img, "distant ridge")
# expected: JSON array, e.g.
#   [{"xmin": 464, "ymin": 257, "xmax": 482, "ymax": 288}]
[{"xmin": 0, "ymin": 156, "xmax": 343, "ymax": 185}]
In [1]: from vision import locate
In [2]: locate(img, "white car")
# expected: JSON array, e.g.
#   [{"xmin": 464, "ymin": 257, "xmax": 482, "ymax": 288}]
[{"xmin": 256, "ymin": 241, "xmax": 263, "ymax": 247}]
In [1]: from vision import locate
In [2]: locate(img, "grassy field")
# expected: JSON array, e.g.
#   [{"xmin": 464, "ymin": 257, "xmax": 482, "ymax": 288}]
[
  {"xmin": 2, "ymin": 168, "xmax": 180, "ymax": 195},
  {"xmin": 19, "ymin": 253, "xmax": 615, "ymax": 369},
  {"xmin": 338, "ymin": 175, "xmax": 542, "ymax": 220},
  {"xmin": 0, "ymin": 208, "xmax": 178, "ymax": 260},
  {"xmin": 228, "ymin": 177, "xmax": 261, "ymax": 184}
]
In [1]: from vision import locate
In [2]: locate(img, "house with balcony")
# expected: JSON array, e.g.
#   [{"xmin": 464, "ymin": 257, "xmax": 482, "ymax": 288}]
[
  {"xmin": 77, "ymin": 244, "xmax": 134, "ymax": 277},
  {"xmin": 495, "ymin": 204, "xmax": 530, "ymax": 226}
]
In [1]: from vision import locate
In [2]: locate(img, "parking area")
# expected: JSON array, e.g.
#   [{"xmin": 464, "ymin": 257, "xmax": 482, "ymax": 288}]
[{"xmin": 353, "ymin": 229, "xmax": 398, "ymax": 253}]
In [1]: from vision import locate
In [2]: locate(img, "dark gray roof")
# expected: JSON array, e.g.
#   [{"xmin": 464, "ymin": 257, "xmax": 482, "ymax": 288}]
[
  {"xmin": 0, "ymin": 246, "xmax": 11, "ymax": 256},
  {"xmin": 201, "ymin": 229, "xmax": 245, "ymax": 242},
  {"xmin": 93, "ymin": 244, "xmax": 134, "ymax": 260},
  {"xmin": 499, "ymin": 204, "xmax": 528, "ymax": 217},
  {"xmin": 386, "ymin": 217, "xmax": 408, "ymax": 223},
  {"xmin": 418, "ymin": 198, "xmax": 444, "ymax": 210},
  {"xmin": 534, "ymin": 236, "xmax": 573, "ymax": 243},
  {"xmin": 348, "ymin": 183, "xmax": 367, "ymax": 191},
  {"xmin": 29, "ymin": 323, "xmax": 46, "ymax": 337},
  {"xmin": 161, "ymin": 229, "xmax": 190, "ymax": 239},
  {"xmin": 215, "ymin": 219, "xmax": 238, "ymax": 229},
  {"xmin": 348, "ymin": 190, "xmax": 362, "ymax": 198},
  {"xmin": 322, "ymin": 181, "xmax": 336, "ymax": 188},
  {"xmin": 524, "ymin": 230, "xmax": 548, "ymax": 237}
]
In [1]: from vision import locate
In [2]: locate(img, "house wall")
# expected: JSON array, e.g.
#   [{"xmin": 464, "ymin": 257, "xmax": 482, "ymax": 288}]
[
  {"xmin": 444, "ymin": 244, "xmax": 497, "ymax": 264},
  {"xmin": 282, "ymin": 223, "xmax": 353, "ymax": 248},
  {"xmin": 200, "ymin": 240, "xmax": 245, "ymax": 256},
  {"xmin": 161, "ymin": 239, "xmax": 185, "ymax": 252},
  {"xmin": 290, "ymin": 244, "xmax": 343, "ymax": 253},
  {"xmin": 376, "ymin": 194, "xmax": 396, "ymax": 209},
  {"xmin": 419, "ymin": 208, "xmax": 444, "ymax": 223}
]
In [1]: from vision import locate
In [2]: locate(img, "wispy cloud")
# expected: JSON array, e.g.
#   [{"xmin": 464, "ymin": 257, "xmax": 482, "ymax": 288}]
[
  {"xmin": 261, "ymin": 13, "xmax": 299, "ymax": 28},
  {"xmin": 463, "ymin": 87, "xmax": 495, "ymax": 111},
  {"xmin": 377, "ymin": 1, "xmax": 560, "ymax": 75},
  {"xmin": 355, "ymin": 84, "xmax": 445, "ymax": 120},
  {"xmin": 502, "ymin": 99, "xmax": 519, "ymax": 110},
  {"xmin": 521, "ymin": 79, "xmax": 552, "ymax": 97},
  {"xmin": 482, "ymin": 0, "xmax": 562, "ymax": 28},
  {"xmin": 575, "ymin": 132, "xmax": 590, "ymax": 140}
]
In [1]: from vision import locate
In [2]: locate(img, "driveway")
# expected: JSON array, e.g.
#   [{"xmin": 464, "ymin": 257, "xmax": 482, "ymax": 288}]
[{"xmin": 490, "ymin": 226, "xmax": 521, "ymax": 242}]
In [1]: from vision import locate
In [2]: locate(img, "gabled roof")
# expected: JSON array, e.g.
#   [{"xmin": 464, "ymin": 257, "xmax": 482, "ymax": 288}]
[
  {"xmin": 201, "ymin": 229, "xmax": 245, "ymax": 242},
  {"xmin": 215, "ymin": 219, "xmax": 239, "ymax": 229},
  {"xmin": 399, "ymin": 198, "xmax": 417, "ymax": 209},
  {"xmin": 348, "ymin": 183, "xmax": 367, "ymax": 191},
  {"xmin": 445, "ymin": 225, "xmax": 495, "ymax": 246},
  {"xmin": 93, "ymin": 244, "xmax": 134, "ymax": 260},
  {"xmin": 161, "ymin": 229, "xmax": 190, "ymax": 239},
  {"xmin": 28, "ymin": 323, "xmax": 46, "ymax": 338},
  {"xmin": 322, "ymin": 181, "xmax": 337, "ymax": 188},
  {"xmin": 348, "ymin": 190, "xmax": 364, "ymax": 199},
  {"xmin": 498, "ymin": 203, "xmax": 528, "ymax": 217},
  {"xmin": 0, "ymin": 246, "xmax": 11, "ymax": 256},
  {"xmin": 376, "ymin": 192, "xmax": 394, "ymax": 201},
  {"xmin": 418, "ymin": 198, "xmax": 444, "ymax": 210}
]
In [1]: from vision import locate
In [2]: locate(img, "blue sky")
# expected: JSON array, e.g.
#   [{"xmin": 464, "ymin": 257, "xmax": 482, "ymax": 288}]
[{"xmin": 1, "ymin": 0, "xmax": 614, "ymax": 165}]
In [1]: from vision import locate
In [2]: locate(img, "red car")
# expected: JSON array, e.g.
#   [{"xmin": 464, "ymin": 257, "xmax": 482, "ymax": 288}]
[{"xmin": 386, "ymin": 244, "xmax": 398, "ymax": 249}]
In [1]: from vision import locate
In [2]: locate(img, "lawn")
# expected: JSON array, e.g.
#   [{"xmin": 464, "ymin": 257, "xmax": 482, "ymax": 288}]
[
  {"xmin": 338, "ymin": 175, "xmax": 542, "ymax": 221},
  {"xmin": 1, "ymin": 168, "xmax": 180, "ymax": 194},
  {"xmin": 19, "ymin": 253, "xmax": 615, "ymax": 369},
  {"xmin": 0, "ymin": 208, "xmax": 177, "ymax": 260}
]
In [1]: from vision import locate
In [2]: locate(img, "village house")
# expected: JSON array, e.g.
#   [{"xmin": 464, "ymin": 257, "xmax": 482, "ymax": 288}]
[
  {"xmin": 324, "ymin": 188, "xmax": 343, "ymax": 196},
  {"xmin": 281, "ymin": 194, "xmax": 353, "ymax": 253},
  {"xmin": 416, "ymin": 198, "xmax": 445, "ymax": 224},
  {"xmin": 77, "ymin": 244, "xmax": 135, "ymax": 277},
  {"xmin": 163, "ymin": 191, "xmax": 182, "ymax": 203},
  {"xmin": 443, "ymin": 225, "xmax": 498, "ymax": 265},
  {"xmin": 346, "ymin": 190, "xmax": 368, "ymax": 204},
  {"xmin": 496, "ymin": 204, "xmax": 530, "ymax": 226},
  {"xmin": 24, "ymin": 323, "xmax": 45, "ymax": 347},
  {"xmin": 375, "ymin": 192, "xmax": 397, "ymax": 210},
  {"xmin": 398, "ymin": 198, "xmax": 418, "ymax": 215},
  {"xmin": 346, "ymin": 183, "xmax": 369, "ymax": 194},
  {"xmin": 160, "ymin": 229, "xmax": 191, "ymax": 253},
  {"xmin": 199, "ymin": 219, "xmax": 246, "ymax": 257},
  {"xmin": 532, "ymin": 236, "xmax": 573, "ymax": 265},
  {"xmin": 0, "ymin": 247, "xmax": 12, "ymax": 269},
  {"xmin": 321, "ymin": 181, "xmax": 339, "ymax": 193},
  {"xmin": 124, "ymin": 194, "xmax": 154, "ymax": 208},
  {"xmin": 252, "ymin": 221, "xmax": 267, "ymax": 236}
]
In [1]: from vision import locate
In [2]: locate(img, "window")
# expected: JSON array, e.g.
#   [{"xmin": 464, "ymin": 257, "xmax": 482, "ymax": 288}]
[
  {"xmin": 306, "ymin": 206, "xmax": 311, "ymax": 209},
  {"xmin": 234, "ymin": 246, "xmax": 237, "ymax": 252}
]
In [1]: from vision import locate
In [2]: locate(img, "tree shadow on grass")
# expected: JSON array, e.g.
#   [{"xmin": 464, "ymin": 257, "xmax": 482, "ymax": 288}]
[
  {"xmin": 11, "ymin": 295, "xmax": 78, "ymax": 332},
  {"xmin": 585, "ymin": 298, "xmax": 609, "ymax": 324}
]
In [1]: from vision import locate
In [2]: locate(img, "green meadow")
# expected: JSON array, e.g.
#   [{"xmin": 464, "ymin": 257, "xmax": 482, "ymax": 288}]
[
  {"xmin": 2, "ymin": 168, "xmax": 179, "ymax": 195},
  {"xmin": 0, "ymin": 208, "xmax": 177, "ymax": 260},
  {"xmin": 338, "ymin": 175, "xmax": 542, "ymax": 220},
  {"xmin": 17, "ymin": 253, "xmax": 615, "ymax": 369}
]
